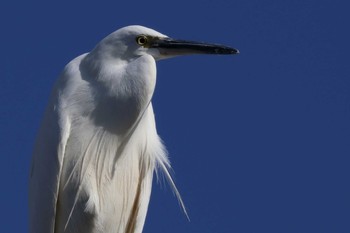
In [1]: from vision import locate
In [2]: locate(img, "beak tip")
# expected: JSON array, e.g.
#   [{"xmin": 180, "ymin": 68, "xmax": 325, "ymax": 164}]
[{"xmin": 232, "ymin": 49, "xmax": 239, "ymax": 54}]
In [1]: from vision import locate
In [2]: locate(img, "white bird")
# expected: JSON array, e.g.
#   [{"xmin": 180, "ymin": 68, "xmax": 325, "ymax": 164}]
[{"xmin": 29, "ymin": 25, "xmax": 238, "ymax": 233}]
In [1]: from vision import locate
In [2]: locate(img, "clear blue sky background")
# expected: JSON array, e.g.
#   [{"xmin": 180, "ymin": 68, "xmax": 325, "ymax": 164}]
[{"xmin": 1, "ymin": 0, "xmax": 349, "ymax": 232}]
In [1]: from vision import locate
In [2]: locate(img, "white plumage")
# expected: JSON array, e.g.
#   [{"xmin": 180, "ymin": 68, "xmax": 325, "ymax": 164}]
[{"xmin": 29, "ymin": 25, "xmax": 238, "ymax": 233}]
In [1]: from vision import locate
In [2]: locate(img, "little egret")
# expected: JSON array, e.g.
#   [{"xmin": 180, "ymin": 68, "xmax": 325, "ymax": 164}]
[{"xmin": 29, "ymin": 25, "xmax": 238, "ymax": 233}]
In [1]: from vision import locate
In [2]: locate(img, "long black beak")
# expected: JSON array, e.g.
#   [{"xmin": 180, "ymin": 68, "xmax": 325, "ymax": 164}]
[{"xmin": 150, "ymin": 37, "xmax": 239, "ymax": 56}]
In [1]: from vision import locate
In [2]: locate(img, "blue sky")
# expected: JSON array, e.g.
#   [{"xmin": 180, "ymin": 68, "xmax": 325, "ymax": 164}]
[{"xmin": 1, "ymin": 0, "xmax": 350, "ymax": 232}]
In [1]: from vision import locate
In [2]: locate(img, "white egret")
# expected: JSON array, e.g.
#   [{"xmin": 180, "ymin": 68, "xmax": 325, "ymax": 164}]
[{"xmin": 29, "ymin": 25, "xmax": 238, "ymax": 233}]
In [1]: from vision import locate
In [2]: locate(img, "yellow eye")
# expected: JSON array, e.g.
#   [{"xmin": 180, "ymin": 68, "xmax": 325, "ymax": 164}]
[{"xmin": 136, "ymin": 35, "xmax": 148, "ymax": 46}]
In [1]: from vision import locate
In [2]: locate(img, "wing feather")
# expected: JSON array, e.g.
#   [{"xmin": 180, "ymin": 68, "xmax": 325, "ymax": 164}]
[
  {"xmin": 28, "ymin": 55, "xmax": 86, "ymax": 233},
  {"xmin": 29, "ymin": 86, "xmax": 71, "ymax": 233}
]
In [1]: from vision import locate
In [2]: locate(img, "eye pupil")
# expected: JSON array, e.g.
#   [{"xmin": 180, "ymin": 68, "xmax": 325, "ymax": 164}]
[{"xmin": 137, "ymin": 36, "xmax": 147, "ymax": 45}]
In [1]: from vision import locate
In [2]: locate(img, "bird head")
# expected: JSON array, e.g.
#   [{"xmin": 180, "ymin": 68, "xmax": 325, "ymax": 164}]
[{"xmin": 91, "ymin": 25, "xmax": 239, "ymax": 61}]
